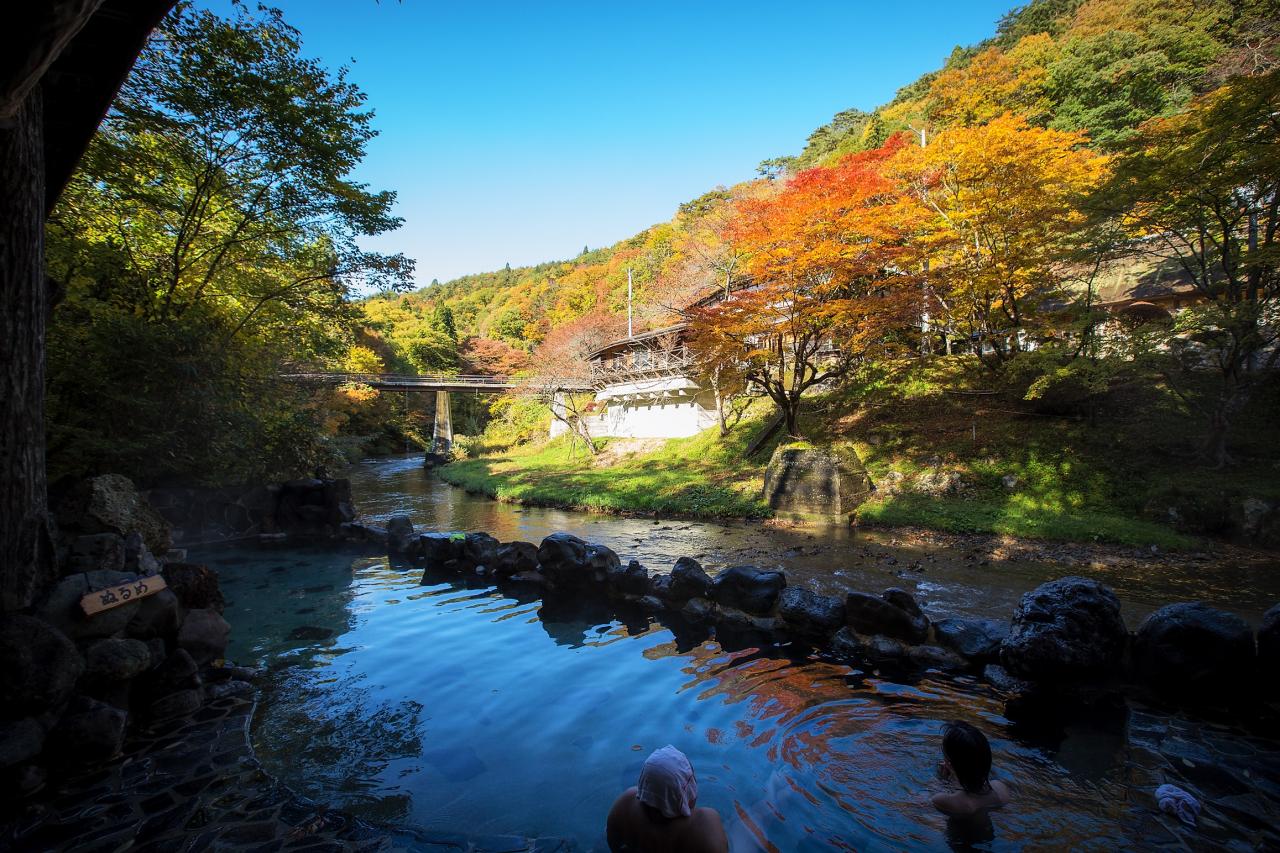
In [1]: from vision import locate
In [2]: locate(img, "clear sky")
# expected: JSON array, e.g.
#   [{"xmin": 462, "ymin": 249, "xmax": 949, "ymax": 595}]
[{"xmin": 197, "ymin": 0, "xmax": 1016, "ymax": 286}]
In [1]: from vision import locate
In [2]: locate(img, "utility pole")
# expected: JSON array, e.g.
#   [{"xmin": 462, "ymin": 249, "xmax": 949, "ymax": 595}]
[{"xmin": 627, "ymin": 267, "xmax": 633, "ymax": 338}]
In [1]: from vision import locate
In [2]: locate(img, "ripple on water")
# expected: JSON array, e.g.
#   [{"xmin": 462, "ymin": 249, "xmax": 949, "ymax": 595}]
[{"xmin": 191, "ymin": 455, "xmax": 1280, "ymax": 851}]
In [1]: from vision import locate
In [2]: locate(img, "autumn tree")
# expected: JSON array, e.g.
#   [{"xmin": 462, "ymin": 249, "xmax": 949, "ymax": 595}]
[
  {"xmin": 690, "ymin": 138, "xmax": 926, "ymax": 437},
  {"xmin": 524, "ymin": 311, "xmax": 623, "ymax": 454},
  {"xmin": 892, "ymin": 114, "xmax": 1108, "ymax": 368},
  {"xmin": 1093, "ymin": 70, "xmax": 1279, "ymax": 465}
]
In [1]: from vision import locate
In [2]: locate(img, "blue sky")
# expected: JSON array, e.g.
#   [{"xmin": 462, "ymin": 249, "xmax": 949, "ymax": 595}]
[{"xmin": 197, "ymin": 0, "xmax": 1015, "ymax": 285}]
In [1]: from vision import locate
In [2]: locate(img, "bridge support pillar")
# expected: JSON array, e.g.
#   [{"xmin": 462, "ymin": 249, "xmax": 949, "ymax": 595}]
[
  {"xmin": 432, "ymin": 390, "xmax": 452, "ymax": 453},
  {"xmin": 549, "ymin": 391, "xmax": 569, "ymax": 439}
]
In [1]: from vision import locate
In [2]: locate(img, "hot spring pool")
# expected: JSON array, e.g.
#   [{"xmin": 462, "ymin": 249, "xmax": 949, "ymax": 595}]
[{"xmin": 200, "ymin": 543, "xmax": 1280, "ymax": 851}]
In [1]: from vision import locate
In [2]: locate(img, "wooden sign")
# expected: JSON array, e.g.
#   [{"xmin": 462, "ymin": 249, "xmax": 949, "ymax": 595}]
[{"xmin": 80, "ymin": 575, "xmax": 167, "ymax": 617}]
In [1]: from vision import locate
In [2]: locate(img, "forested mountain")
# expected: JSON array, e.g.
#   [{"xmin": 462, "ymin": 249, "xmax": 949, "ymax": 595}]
[{"xmin": 362, "ymin": 0, "xmax": 1277, "ymax": 367}]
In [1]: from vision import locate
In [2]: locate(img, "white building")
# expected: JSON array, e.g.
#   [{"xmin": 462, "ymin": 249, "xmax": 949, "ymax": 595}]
[{"xmin": 579, "ymin": 324, "xmax": 718, "ymax": 439}]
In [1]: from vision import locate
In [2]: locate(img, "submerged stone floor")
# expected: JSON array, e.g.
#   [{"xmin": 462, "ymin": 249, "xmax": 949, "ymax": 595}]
[{"xmin": 1, "ymin": 693, "xmax": 574, "ymax": 853}]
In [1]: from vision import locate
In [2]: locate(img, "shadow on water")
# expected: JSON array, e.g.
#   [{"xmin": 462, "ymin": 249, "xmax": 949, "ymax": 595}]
[{"xmin": 189, "ymin": 455, "xmax": 1280, "ymax": 850}]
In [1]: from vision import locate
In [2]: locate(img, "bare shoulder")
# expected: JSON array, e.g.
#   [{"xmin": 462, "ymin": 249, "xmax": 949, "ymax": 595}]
[
  {"xmin": 608, "ymin": 787, "xmax": 639, "ymax": 817},
  {"xmin": 990, "ymin": 779, "xmax": 1012, "ymax": 805},
  {"xmin": 688, "ymin": 806, "xmax": 729, "ymax": 853},
  {"xmin": 931, "ymin": 791, "xmax": 975, "ymax": 818}
]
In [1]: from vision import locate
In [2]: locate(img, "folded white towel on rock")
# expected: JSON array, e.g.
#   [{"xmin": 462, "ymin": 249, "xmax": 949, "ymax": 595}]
[{"xmin": 1156, "ymin": 783, "xmax": 1201, "ymax": 827}]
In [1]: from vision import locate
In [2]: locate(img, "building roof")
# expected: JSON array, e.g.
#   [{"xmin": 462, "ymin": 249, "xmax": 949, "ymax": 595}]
[
  {"xmin": 588, "ymin": 323, "xmax": 689, "ymax": 360},
  {"xmin": 1086, "ymin": 254, "xmax": 1200, "ymax": 307}
]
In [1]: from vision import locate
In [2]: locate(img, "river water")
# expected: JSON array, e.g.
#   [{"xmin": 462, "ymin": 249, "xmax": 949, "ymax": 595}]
[{"xmin": 197, "ymin": 454, "xmax": 1280, "ymax": 851}]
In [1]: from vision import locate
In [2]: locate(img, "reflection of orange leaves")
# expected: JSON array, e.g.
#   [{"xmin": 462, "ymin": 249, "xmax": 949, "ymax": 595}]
[{"xmin": 706, "ymin": 727, "xmax": 724, "ymax": 744}]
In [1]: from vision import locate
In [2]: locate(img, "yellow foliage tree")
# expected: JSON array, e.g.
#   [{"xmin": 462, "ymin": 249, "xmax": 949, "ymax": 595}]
[{"xmin": 892, "ymin": 113, "xmax": 1109, "ymax": 366}]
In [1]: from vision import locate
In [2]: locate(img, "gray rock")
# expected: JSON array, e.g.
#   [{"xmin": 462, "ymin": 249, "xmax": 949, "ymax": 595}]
[
  {"xmin": 151, "ymin": 649, "xmax": 201, "ymax": 691},
  {"xmin": 162, "ymin": 563, "xmax": 224, "ymax": 613},
  {"xmin": 585, "ymin": 544, "xmax": 622, "ymax": 584},
  {"xmin": 933, "ymin": 618, "xmax": 1010, "ymax": 664},
  {"xmin": 462, "ymin": 532, "xmax": 501, "ymax": 569},
  {"xmin": 122, "ymin": 531, "xmax": 161, "ymax": 575},
  {"xmin": 56, "ymin": 474, "xmax": 171, "ymax": 555},
  {"xmin": 204, "ymin": 679, "xmax": 253, "ymax": 701},
  {"xmin": 0, "ymin": 614, "xmax": 84, "ymax": 715},
  {"xmin": 709, "ymin": 566, "xmax": 785, "ymax": 616},
  {"xmin": 84, "ymin": 638, "xmax": 152, "ymax": 683},
  {"xmin": 636, "ymin": 595, "xmax": 664, "ymax": 612},
  {"xmin": 907, "ymin": 644, "xmax": 969, "ymax": 671},
  {"xmin": 126, "ymin": 587, "xmax": 181, "ymax": 639},
  {"xmin": 1259, "ymin": 604, "xmax": 1279, "ymax": 691},
  {"xmin": 418, "ymin": 532, "xmax": 465, "ymax": 569},
  {"xmin": 881, "ymin": 588, "xmax": 924, "ymax": 618},
  {"xmin": 649, "ymin": 574, "xmax": 674, "ymax": 599},
  {"xmin": 669, "ymin": 557, "xmax": 712, "ymax": 600},
  {"xmin": 681, "ymin": 598, "xmax": 714, "ymax": 623},
  {"xmin": 386, "ymin": 515, "xmax": 416, "ymax": 554},
  {"xmin": 983, "ymin": 664, "xmax": 1033, "ymax": 694},
  {"xmin": 493, "ymin": 541, "xmax": 539, "ymax": 577},
  {"xmin": 830, "ymin": 627, "xmax": 906, "ymax": 662},
  {"xmin": 0, "ymin": 718, "xmax": 46, "ymax": 768},
  {"xmin": 67, "ymin": 533, "xmax": 126, "ymax": 572},
  {"xmin": 608, "ymin": 560, "xmax": 650, "ymax": 597},
  {"xmin": 177, "ymin": 609, "xmax": 231, "ymax": 664},
  {"xmin": 36, "ymin": 570, "xmax": 141, "ymax": 640},
  {"xmin": 778, "ymin": 587, "xmax": 844, "ymax": 640},
  {"xmin": 339, "ymin": 522, "xmax": 389, "ymax": 548},
  {"xmin": 506, "ymin": 570, "xmax": 549, "ymax": 588},
  {"xmin": 844, "ymin": 591, "xmax": 928, "ymax": 644},
  {"xmin": 148, "ymin": 687, "xmax": 203, "ymax": 721},
  {"xmin": 1133, "ymin": 602, "xmax": 1255, "ymax": 695},
  {"xmin": 49, "ymin": 696, "xmax": 127, "ymax": 763},
  {"xmin": 536, "ymin": 533, "xmax": 589, "ymax": 584},
  {"xmin": 1001, "ymin": 577, "xmax": 1127, "ymax": 682}
]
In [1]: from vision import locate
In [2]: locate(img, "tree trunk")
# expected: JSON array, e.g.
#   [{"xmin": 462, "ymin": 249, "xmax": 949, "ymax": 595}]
[{"xmin": 0, "ymin": 88, "xmax": 56, "ymax": 610}]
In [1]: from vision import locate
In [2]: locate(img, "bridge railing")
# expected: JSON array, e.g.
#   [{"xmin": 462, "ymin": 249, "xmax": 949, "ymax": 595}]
[{"xmin": 282, "ymin": 372, "xmax": 516, "ymax": 387}]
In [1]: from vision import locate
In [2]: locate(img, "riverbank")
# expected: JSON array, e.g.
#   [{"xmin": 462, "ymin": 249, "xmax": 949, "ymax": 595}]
[{"xmin": 439, "ymin": 359, "xmax": 1280, "ymax": 552}]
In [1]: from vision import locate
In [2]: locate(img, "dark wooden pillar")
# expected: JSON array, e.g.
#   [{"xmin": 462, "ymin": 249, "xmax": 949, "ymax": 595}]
[{"xmin": 0, "ymin": 87, "xmax": 56, "ymax": 610}]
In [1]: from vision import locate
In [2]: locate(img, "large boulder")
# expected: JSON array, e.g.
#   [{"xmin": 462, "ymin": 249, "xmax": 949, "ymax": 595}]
[
  {"xmin": 668, "ymin": 557, "xmax": 712, "ymax": 601},
  {"xmin": 177, "ymin": 609, "xmax": 231, "ymax": 664},
  {"xmin": 831, "ymin": 627, "xmax": 908, "ymax": 663},
  {"xmin": 493, "ymin": 542, "xmax": 539, "ymax": 577},
  {"xmin": 0, "ymin": 615, "xmax": 84, "ymax": 716},
  {"xmin": 461, "ymin": 532, "xmax": 500, "ymax": 570},
  {"xmin": 162, "ymin": 563, "xmax": 225, "ymax": 614},
  {"xmin": 386, "ymin": 515, "xmax": 416, "ymax": 554},
  {"xmin": 933, "ymin": 618, "xmax": 1010, "ymax": 665},
  {"xmin": 607, "ymin": 560, "xmax": 650, "ymax": 597},
  {"xmin": 47, "ymin": 696, "xmax": 127, "ymax": 764},
  {"xmin": 778, "ymin": 587, "xmax": 845, "ymax": 640},
  {"xmin": 537, "ymin": 533, "xmax": 621, "ymax": 587},
  {"xmin": 1260, "ymin": 604, "xmax": 1280, "ymax": 690},
  {"xmin": 56, "ymin": 474, "xmax": 171, "ymax": 555},
  {"xmin": 0, "ymin": 718, "xmax": 46, "ymax": 768},
  {"xmin": 35, "ymin": 570, "xmax": 142, "ymax": 640},
  {"xmin": 417, "ymin": 532, "xmax": 466, "ymax": 569},
  {"xmin": 844, "ymin": 590, "xmax": 928, "ymax": 644},
  {"xmin": 1001, "ymin": 577, "xmax": 1127, "ymax": 682},
  {"xmin": 66, "ymin": 533, "xmax": 126, "ymax": 573},
  {"xmin": 709, "ymin": 566, "xmax": 785, "ymax": 616},
  {"xmin": 83, "ymin": 638, "xmax": 152, "ymax": 684},
  {"xmin": 1133, "ymin": 602, "xmax": 1255, "ymax": 695},
  {"xmin": 126, "ymin": 587, "xmax": 182, "ymax": 639}
]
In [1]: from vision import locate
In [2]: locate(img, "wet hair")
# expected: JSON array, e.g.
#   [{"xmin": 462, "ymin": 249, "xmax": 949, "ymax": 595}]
[{"xmin": 942, "ymin": 721, "xmax": 992, "ymax": 794}]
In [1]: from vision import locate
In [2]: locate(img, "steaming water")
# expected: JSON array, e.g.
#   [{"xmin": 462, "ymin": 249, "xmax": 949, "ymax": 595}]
[{"xmin": 196, "ymin": 455, "xmax": 1280, "ymax": 851}]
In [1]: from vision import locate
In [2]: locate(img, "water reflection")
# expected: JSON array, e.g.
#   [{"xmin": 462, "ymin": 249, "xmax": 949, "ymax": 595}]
[
  {"xmin": 199, "ymin": 539, "xmax": 1280, "ymax": 851},
  {"xmin": 345, "ymin": 454, "xmax": 1280, "ymax": 625}
]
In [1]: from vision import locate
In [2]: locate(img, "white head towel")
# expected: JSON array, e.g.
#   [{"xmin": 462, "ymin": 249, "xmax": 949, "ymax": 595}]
[
  {"xmin": 637, "ymin": 745, "xmax": 698, "ymax": 819},
  {"xmin": 1156, "ymin": 783, "xmax": 1201, "ymax": 827}
]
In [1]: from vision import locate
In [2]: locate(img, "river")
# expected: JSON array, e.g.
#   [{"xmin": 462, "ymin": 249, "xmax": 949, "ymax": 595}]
[{"xmin": 194, "ymin": 454, "xmax": 1280, "ymax": 851}]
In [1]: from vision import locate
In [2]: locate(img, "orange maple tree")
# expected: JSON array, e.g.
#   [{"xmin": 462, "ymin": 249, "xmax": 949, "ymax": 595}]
[{"xmin": 689, "ymin": 137, "xmax": 927, "ymax": 437}]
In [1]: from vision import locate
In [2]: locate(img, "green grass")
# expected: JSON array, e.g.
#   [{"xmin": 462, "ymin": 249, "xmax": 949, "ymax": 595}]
[
  {"xmin": 436, "ymin": 357, "xmax": 1279, "ymax": 549},
  {"xmin": 437, "ymin": 418, "xmax": 775, "ymax": 519},
  {"xmin": 857, "ymin": 494, "xmax": 1195, "ymax": 549}
]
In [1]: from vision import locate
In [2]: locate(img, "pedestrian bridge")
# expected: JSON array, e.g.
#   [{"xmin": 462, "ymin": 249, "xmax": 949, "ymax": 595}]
[
  {"xmin": 281, "ymin": 373, "xmax": 591, "ymax": 454},
  {"xmin": 283, "ymin": 373, "xmax": 523, "ymax": 392}
]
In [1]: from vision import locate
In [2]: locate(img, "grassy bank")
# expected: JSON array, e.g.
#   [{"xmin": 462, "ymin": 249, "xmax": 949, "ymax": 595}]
[{"xmin": 438, "ymin": 358, "xmax": 1280, "ymax": 549}]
